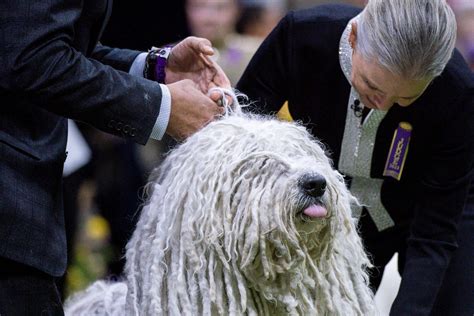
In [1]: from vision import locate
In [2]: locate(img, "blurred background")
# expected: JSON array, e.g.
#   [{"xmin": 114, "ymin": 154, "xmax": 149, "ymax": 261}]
[{"xmin": 63, "ymin": 0, "xmax": 473, "ymax": 314}]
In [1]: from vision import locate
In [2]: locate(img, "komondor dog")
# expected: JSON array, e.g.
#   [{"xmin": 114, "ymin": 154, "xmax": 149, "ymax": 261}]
[{"xmin": 65, "ymin": 110, "xmax": 375, "ymax": 315}]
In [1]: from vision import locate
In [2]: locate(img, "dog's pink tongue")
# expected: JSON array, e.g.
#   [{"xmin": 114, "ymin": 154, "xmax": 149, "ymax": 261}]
[{"xmin": 303, "ymin": 205, "xmax": 327, "ymax": 218}]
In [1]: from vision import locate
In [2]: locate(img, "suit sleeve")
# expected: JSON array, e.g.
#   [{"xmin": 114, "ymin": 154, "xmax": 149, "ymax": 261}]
[
  {"xmin": 236, "ymin": 12, "xmax": 293, "ymax": 114},
  {"xmin": 91, "ymin": 44, "xmax": 143, "ymax": 73},
  {"xmin": 0, "ymin": 0, "xmax": 161, "ymax": 145},
  {"xmin": 391, "ymin": 92, "xmax": 474, "ymax": 315}
]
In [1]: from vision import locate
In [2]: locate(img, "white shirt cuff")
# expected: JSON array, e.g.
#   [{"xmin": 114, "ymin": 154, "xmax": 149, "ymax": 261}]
[
  {"xmin": 149, "ymin": 84, "xmax": 171, "ymax": 140},
  {"xmin": 129, "ymin": 52, "xmax": 148, "ymax": 77},
  {"xmin": 129, "ymin": 53, "xmax": 171, "ymax": 141}
]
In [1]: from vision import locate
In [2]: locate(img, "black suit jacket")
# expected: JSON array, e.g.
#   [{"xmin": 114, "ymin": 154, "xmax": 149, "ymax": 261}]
[
  {"xmin": 237, "ymin": 4, "xmax": 474, "ymax": 315},
  {"xmin": 0, "ymin": 0, "xmax": 162, "ymax": 276}
]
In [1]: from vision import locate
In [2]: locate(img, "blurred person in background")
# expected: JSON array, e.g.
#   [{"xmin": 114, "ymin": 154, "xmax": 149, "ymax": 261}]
[
  {"xmin": 237, "ymin": 0, "xmax": 474, "ymax": 314},
  {"xmin": 236, "ymin": 0, "xmax": 286, "ymax": 38},
  {"xmin": 186, "ymin": 0, "xmax": 241, "ymax": 51},
  {"xmin": 287, "ymin": 0, "xmax": 365, "ymax": 10},
  {"xmin": 449, "ymin": 0, "xmax": 474, "ymax": 69},
  {"xmin": 185, "ymin": 0, "xmax": 286, "ymax": 85}
]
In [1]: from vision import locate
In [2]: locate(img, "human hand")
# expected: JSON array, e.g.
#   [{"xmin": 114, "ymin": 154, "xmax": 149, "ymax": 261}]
[
  {"xmin": 165, "ymin": 36, "xmax": 231, "ymax": 93},
  {"xmin": 166, "ymin": 79, "xmax": 225, "ymax": 140}
]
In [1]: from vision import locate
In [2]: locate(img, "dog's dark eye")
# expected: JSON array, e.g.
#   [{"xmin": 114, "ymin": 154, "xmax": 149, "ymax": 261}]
[{"xmin": 299, "ymin": 174, "xmax": 327, "ymax": 198}]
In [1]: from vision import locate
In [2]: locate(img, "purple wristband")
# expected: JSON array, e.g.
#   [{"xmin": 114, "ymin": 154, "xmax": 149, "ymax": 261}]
[{"xmin": 154, "ymin": 46, "xmax": 172, "ymax": 84}]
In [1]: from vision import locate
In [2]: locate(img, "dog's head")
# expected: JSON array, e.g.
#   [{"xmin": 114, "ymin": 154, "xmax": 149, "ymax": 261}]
[
  {"xmin": 126, "ymin": 115, "xmax": 373, "ymax": 315},
  {"xmin": 154, "ymin": 116, "xmax": 355, "ymax": 248}
]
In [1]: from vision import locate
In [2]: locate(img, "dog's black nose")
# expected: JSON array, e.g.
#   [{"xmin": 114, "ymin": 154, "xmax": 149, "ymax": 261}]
[{"xmin": 300, "ymin": 174, "xmax": 326, "ymax": 198}]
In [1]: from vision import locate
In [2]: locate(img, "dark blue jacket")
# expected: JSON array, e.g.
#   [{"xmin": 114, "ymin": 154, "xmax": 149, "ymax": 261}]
[
  {"xmin": 237, "ymin": 4, "xmax": 474, "ymax": 315},
  {"xmin": 0, "ymin": 0, "xmax": 162, "ymax": 277}
]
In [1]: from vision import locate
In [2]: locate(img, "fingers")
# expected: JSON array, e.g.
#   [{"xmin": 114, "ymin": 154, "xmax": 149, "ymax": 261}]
[
  {"xmin": 166, "ymin": 79, "xmax": 224, "ymax": 140},
  {"xmin": 184, "ymin": 36, "xmax": 214, "ymax": 55},
  {"xmin": 199, "ymin": 54, "xmax": 214, "ymax": 68},
  {"xmin": 208, "ymin": 88, "xmax": 235, "ymax": 108},
  {"xmin": 209, "ymin": 90, "xmax": 223, "ymax": 103},
  {"xmin": 199, "ymin": 42, "xmax": 214, "ymax": 56},
  {"xmin": 169, "ymin": 36, "xmax": 232, "ymax": 100},
  {"xmin": 186, "ymin": 37, "xmax": 215, "ymax": 68},
  {"xmin": 196, "ymin": 38, "xmax": 214, "ymax": 55},
  {"xmin": 186, "ymin": 82, "xmax": 225, "ymax": 116},
  {"xmin": 210, "ymin": 61, "xmax": 231, "ymax": 89},
  {"xmin": 202, "ymin": 93, "xmax": 225, "ymax": 115}
]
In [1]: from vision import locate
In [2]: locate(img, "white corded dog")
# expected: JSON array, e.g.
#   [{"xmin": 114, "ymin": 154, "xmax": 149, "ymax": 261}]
[{"xmin": 65, "ymin": 90, "xmax": 375, "ymax": 315}]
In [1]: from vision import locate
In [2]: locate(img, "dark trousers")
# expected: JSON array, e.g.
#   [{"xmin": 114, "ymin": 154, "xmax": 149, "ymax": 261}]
[
  {"xmin": 360, "ymin": 201, "xmax": 474, "ymax": 316},
  {"xmin": 0, "ymin": 258, "xmax": 64, "ymax": 316}
]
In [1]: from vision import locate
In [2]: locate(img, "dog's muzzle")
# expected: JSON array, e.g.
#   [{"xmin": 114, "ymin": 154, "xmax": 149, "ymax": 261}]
[{"xmin": 298, "ymin": 173, "xmax": 328, "ymax": 218}]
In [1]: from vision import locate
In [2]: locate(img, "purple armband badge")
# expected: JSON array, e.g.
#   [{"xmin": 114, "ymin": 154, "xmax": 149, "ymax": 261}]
[{"xmin": 383, "ymin": 122, "xmax": 412, "ymax": 181}]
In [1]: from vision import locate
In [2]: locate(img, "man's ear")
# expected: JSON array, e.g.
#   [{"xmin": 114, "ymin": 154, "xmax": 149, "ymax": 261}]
[{"xmin": 349, "ymin": 22, "xmax": 358, "ymax": 49}]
